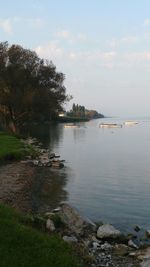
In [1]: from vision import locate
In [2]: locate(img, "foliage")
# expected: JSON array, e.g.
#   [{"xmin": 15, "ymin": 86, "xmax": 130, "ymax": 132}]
[
  {"xmin": 67, "ymin": 103, "xmax": 104, "ymax": 119},
  {"xmin": 0, "ymin": 204, "xmax": 83, "ymax": 267},
  {"xmin": 0, "ymin": 42, "xmax": 70, "ymax": 133},
  {"xmin": 67, "ymin": 103, "xmax": 86, "ymax": 118}
]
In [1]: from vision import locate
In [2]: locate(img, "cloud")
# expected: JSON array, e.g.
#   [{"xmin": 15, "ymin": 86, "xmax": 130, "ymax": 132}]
[
  {"xmin": 36, "ymin": 40, "xmax": 117, "ymax": 64},
  {"xmin": 55, "ymin": 30, "xmax": 70, "ymax": 39},
  {"xmin": 0, "ymin": 18, "xmax": 12, "ymax": 34},
  {"xmin": 110, "ymin": 36, "xmax": 138, "ymax": 47},
  {"xmin": 13, "ymin": 17, "xmax": 44, "ymax": 28},
  {"xmin": 124, "ymin": 51, "xmax": 150, "ymax": 63},
  {"xmin": 102, "ymin": 63, "xmax": 115, "ymax": 69},
  {"xmin": 0, "ymin": 16, "xmax": 44, "ymax": 35},
  {"xmin": 35, "ymin": 42, "xmax": 64, "ymax": 60},
  {"xmin": 121, "ymin": 36, "xmax": 138, "ymax": 44},
  {"xmin": 36, "ymin": 39, "xmax": 150, "ymax": 70},
  {"xmin": 55, "ymin": 30, "xmax": 88, "ymax": 43},
  {"xmin": 68, "ymin": 51, "xmax": 116, "ymax": 62},
  {"xmin": 77, "ymin": 33, "xmax": 87, "ymax": 41},
  {"xmin": 69, "ymin": 52, "xmax": 77, "ymax": 60},
  {"xmin": 144, "ymin": 19, "xmax": 150, "ymax": 25},
  {"xmin": 101, "ymin": 51, "xmax": 116, "ymax": 60}
]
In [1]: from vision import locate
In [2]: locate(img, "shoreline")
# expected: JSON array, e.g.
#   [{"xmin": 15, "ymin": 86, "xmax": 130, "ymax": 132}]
[
  {"xmin": 0, "ymin": 160, "xmax": 149, "ymax": 266},
  {"xmin": 0, "ymin": 162, "xmax": 36, "ymax": 213}
]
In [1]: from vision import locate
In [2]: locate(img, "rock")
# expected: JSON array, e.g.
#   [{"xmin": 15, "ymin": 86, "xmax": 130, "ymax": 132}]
[
  {"xmin": 101, "ymin": 242, "xmax": 112, "ymax": 251},
  {"xmin": 145, "ymin": 230, "xmax": 150, "ymax": 238},
  {"xmin": 63, "ymin": 235, "xmax": 78, "ymax": 243},
  {"xmin": 83, "ymin": 240, "xmax": 90, "ymax": 248},
  {"xmin": 46, "ymin": 162, "xmax": 52, "ymax": 167},
  {"xmin": 114, "ymin": 244, "xmax": 130, "ymax": 256},
  {"xmin": 51, "ymin": 161, "xmax": 64, "ymax": 168},
  {"xmin": 127, "ymin": 233, "xmax": 137, "ymax": 240},
  {"xmin": 37, "ymin": 161, "xmax": 43, "ymax": 167},
  {"xmin": 59, "ymin": 203, "xmax": 96, "ymax": 235},
  {"xmin": 136, "ymin": 248, "xmax": 150, "ymax": 267},
  {"xmin": 129, "ymin": 252, "xmax": 136, "ymax": 257},
  {"xmin": 52, "ymin": 207, "xmax": 61, "ymax": 213},
  {"xmin": 97, "ymin": 224, "xmax": 121, "ymax": 239},
  {"xmin": 46, "ymin": 219, "xmax": 55, "ymax": 232},
  {"xmin": 134, "ymin": 225, "xmax": 141, "ymax": 232},
  {"xmin": 92, "ymin": 242, "xmax": 100, "ymax": 250},
  {"xmin": 20, "ymin": 160, "xmax": 28, "ymax": 164},
  {"xmin": 33, "ymin": 160, "xmax": 39, "ymax": 166},
  {"xmin": 91, "ymin": 235, "xmax": 102, "ymax": 243},
  {"xmin": 49, "ymin": 153, "xmax": 55, "ymax": 159},
  {"xmin": 128, "ymin": 239, "xmax": 138, "ymax": 249}
]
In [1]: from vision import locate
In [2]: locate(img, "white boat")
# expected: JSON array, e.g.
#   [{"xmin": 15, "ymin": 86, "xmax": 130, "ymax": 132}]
[
  {"xmin": 64, "ymin": 124, "xmax": 80, "ymax": 128},
  {"xmin": 99, "ymin": 123, "xmax": 122, "ymax": 128},
  {"xmin": 124, "ymin": 121, "xmax": 138, "ymax": 126}
]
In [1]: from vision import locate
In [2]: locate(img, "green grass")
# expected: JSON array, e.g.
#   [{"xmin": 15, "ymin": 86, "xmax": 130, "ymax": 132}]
[
  {"xmin": 0, "ymin": 204, "xmax": 83, "ymax": 267},
  {"xmin": 0, "ymin": 132, "xmax": 38, "ymax": 161}
]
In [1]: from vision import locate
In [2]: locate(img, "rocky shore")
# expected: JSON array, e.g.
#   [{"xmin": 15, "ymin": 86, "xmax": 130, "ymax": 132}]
[
  {"xmin": 0, "ymin": 161, "xmax": 150, "ymax": 266},
  {"xmin": 0, "ymin": 138, "xmax": 150, "ymax": 267},
  {"xmin": 42, "ymin": 203, "xmax": 150, "ymax": 267}
]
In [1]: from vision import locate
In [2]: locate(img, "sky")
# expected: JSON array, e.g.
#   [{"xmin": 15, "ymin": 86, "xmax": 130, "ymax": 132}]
[{"xmin": 1, "ymin": 0, "xmax": 150, "ymax": 116}]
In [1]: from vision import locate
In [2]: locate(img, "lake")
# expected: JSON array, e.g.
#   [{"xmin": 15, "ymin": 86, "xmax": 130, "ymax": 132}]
[{"xmin": 28, "ymin": 118, "xmax": 150, "ymax": 232}]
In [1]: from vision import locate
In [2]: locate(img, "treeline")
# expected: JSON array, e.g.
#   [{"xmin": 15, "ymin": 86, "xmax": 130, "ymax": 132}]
[
  {"xmin": 67, "ymin": 103, "xmax": 104, "ymax": 119},
  {"xmin": 0, "ymin": 42, "xmax": 70, "ymax": 133}
]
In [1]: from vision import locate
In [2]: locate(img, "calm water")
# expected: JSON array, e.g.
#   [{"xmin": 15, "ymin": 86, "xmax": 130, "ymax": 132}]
[{"xmin": 28, "ymin": 118, "xmax": 150, "ymax": 232}]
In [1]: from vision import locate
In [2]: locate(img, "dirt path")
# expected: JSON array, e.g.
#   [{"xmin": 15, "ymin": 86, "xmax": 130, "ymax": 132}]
[{"xmin": 0, "ymin": 162, "xmax": 35, "ymax": 213}]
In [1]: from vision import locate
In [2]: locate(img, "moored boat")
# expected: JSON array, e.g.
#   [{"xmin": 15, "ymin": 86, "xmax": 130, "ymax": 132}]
[
  {"xmin": 124, "ymin": 121, "xmax": 138, "ymax": 126},
  {"xmin": 64, "ymin": 124, "xmax": 80, "ymax": 128},
  {"xmin": 99, "ymin": 123, "xmax": 122, "ymax": 128}
]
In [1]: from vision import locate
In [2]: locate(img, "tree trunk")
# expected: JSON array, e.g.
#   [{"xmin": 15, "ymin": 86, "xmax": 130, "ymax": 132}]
[{"xmin": 8, "ymin": 120, "xmax": 17, "ymax": 133}]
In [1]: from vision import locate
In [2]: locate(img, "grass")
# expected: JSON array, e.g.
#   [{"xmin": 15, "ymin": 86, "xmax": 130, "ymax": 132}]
[
  {"xmin": 0, "ymin": 204, "xmax": 83, "ymax": 267},
  {"xmin": 0, "ymin": 132, "xmax": 38, "ymax": 161}
]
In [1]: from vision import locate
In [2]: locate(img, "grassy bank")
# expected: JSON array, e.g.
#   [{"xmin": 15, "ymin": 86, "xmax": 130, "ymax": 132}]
[
  {"xmin": 0, "ymin": 204, "xmax": 83, "ymax": 267},
  {"xmin": 0, "ymin": 132, "xmax": 37, "ymax": 161}
]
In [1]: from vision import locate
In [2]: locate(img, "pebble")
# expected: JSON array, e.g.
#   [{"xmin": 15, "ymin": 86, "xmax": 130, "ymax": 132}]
[
  {"xmin": 128, "ymin": 240, "xmax": 138, "ymax": 249},
  {"xmin": 63, "ymin": 235, "xmax": 78, "ymax": 243},
  {"xmin": 92, "ymin": 242, "xmax": 100, "ymax": 250},
  {"xmin": 46, "ymin": 219, "xmax": 55, "ymax": 232}
]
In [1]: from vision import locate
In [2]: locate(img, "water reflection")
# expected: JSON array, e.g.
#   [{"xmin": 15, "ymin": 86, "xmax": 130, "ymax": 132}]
[
  {"xmin": 31, "ymin": 167, "xmax": 69, "ymax": 213},
  {"xmin": 20, "ymin": 123, "xmax": 51, "ymax": 147},
  {"xmin": 72, "ymin": 127, "xmax": 86, "ymax": 143},
  {"xmin": 20, "ymin": 122, "xmax": 64, "ymax": 151},
  {"xmin": 19, "ymin": 118, "xmax": 150, "ymax": 231},
  {"xmin": 19, "ymin": 122, "xmax": 68, "ymax": 214},
  {"xmin": 49, "ymin": 123, "xmax": 64, "ymax": 151}
]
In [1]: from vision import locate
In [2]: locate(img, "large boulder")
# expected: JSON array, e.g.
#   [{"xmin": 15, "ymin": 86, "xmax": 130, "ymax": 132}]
[
  {"xmin": 97, "ymin": 224, "xmax": 121, "ymax": 239},
  {"xmin": 59, "ymin": 203, "xmax": 96, "ymax": 235}
]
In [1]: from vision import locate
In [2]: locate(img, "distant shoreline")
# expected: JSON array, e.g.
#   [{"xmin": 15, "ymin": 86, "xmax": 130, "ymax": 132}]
[{"xmin": 55, "ymin": 115, "xmax": 104, "ymax": 123}]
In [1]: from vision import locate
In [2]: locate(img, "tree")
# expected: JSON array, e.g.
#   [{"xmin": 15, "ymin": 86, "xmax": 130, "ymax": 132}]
[
  {"xmin": 0, "ymin": 42, "xmax": 70, "ymax": 133},
  {"xmin": 72, "ymin": 103, "xmax": 76, "ymax": 113}
]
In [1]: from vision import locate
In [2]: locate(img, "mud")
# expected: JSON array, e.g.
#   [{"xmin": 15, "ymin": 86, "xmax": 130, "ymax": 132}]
[{"xmin": 0, "ymin": 162, "xmax": 35, "ymax": 213}]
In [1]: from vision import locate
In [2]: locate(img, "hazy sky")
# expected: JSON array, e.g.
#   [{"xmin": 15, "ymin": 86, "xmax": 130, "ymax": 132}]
[{"xmin": 1, "ymin": 0, "xmax": 150, "ymax": 116}]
